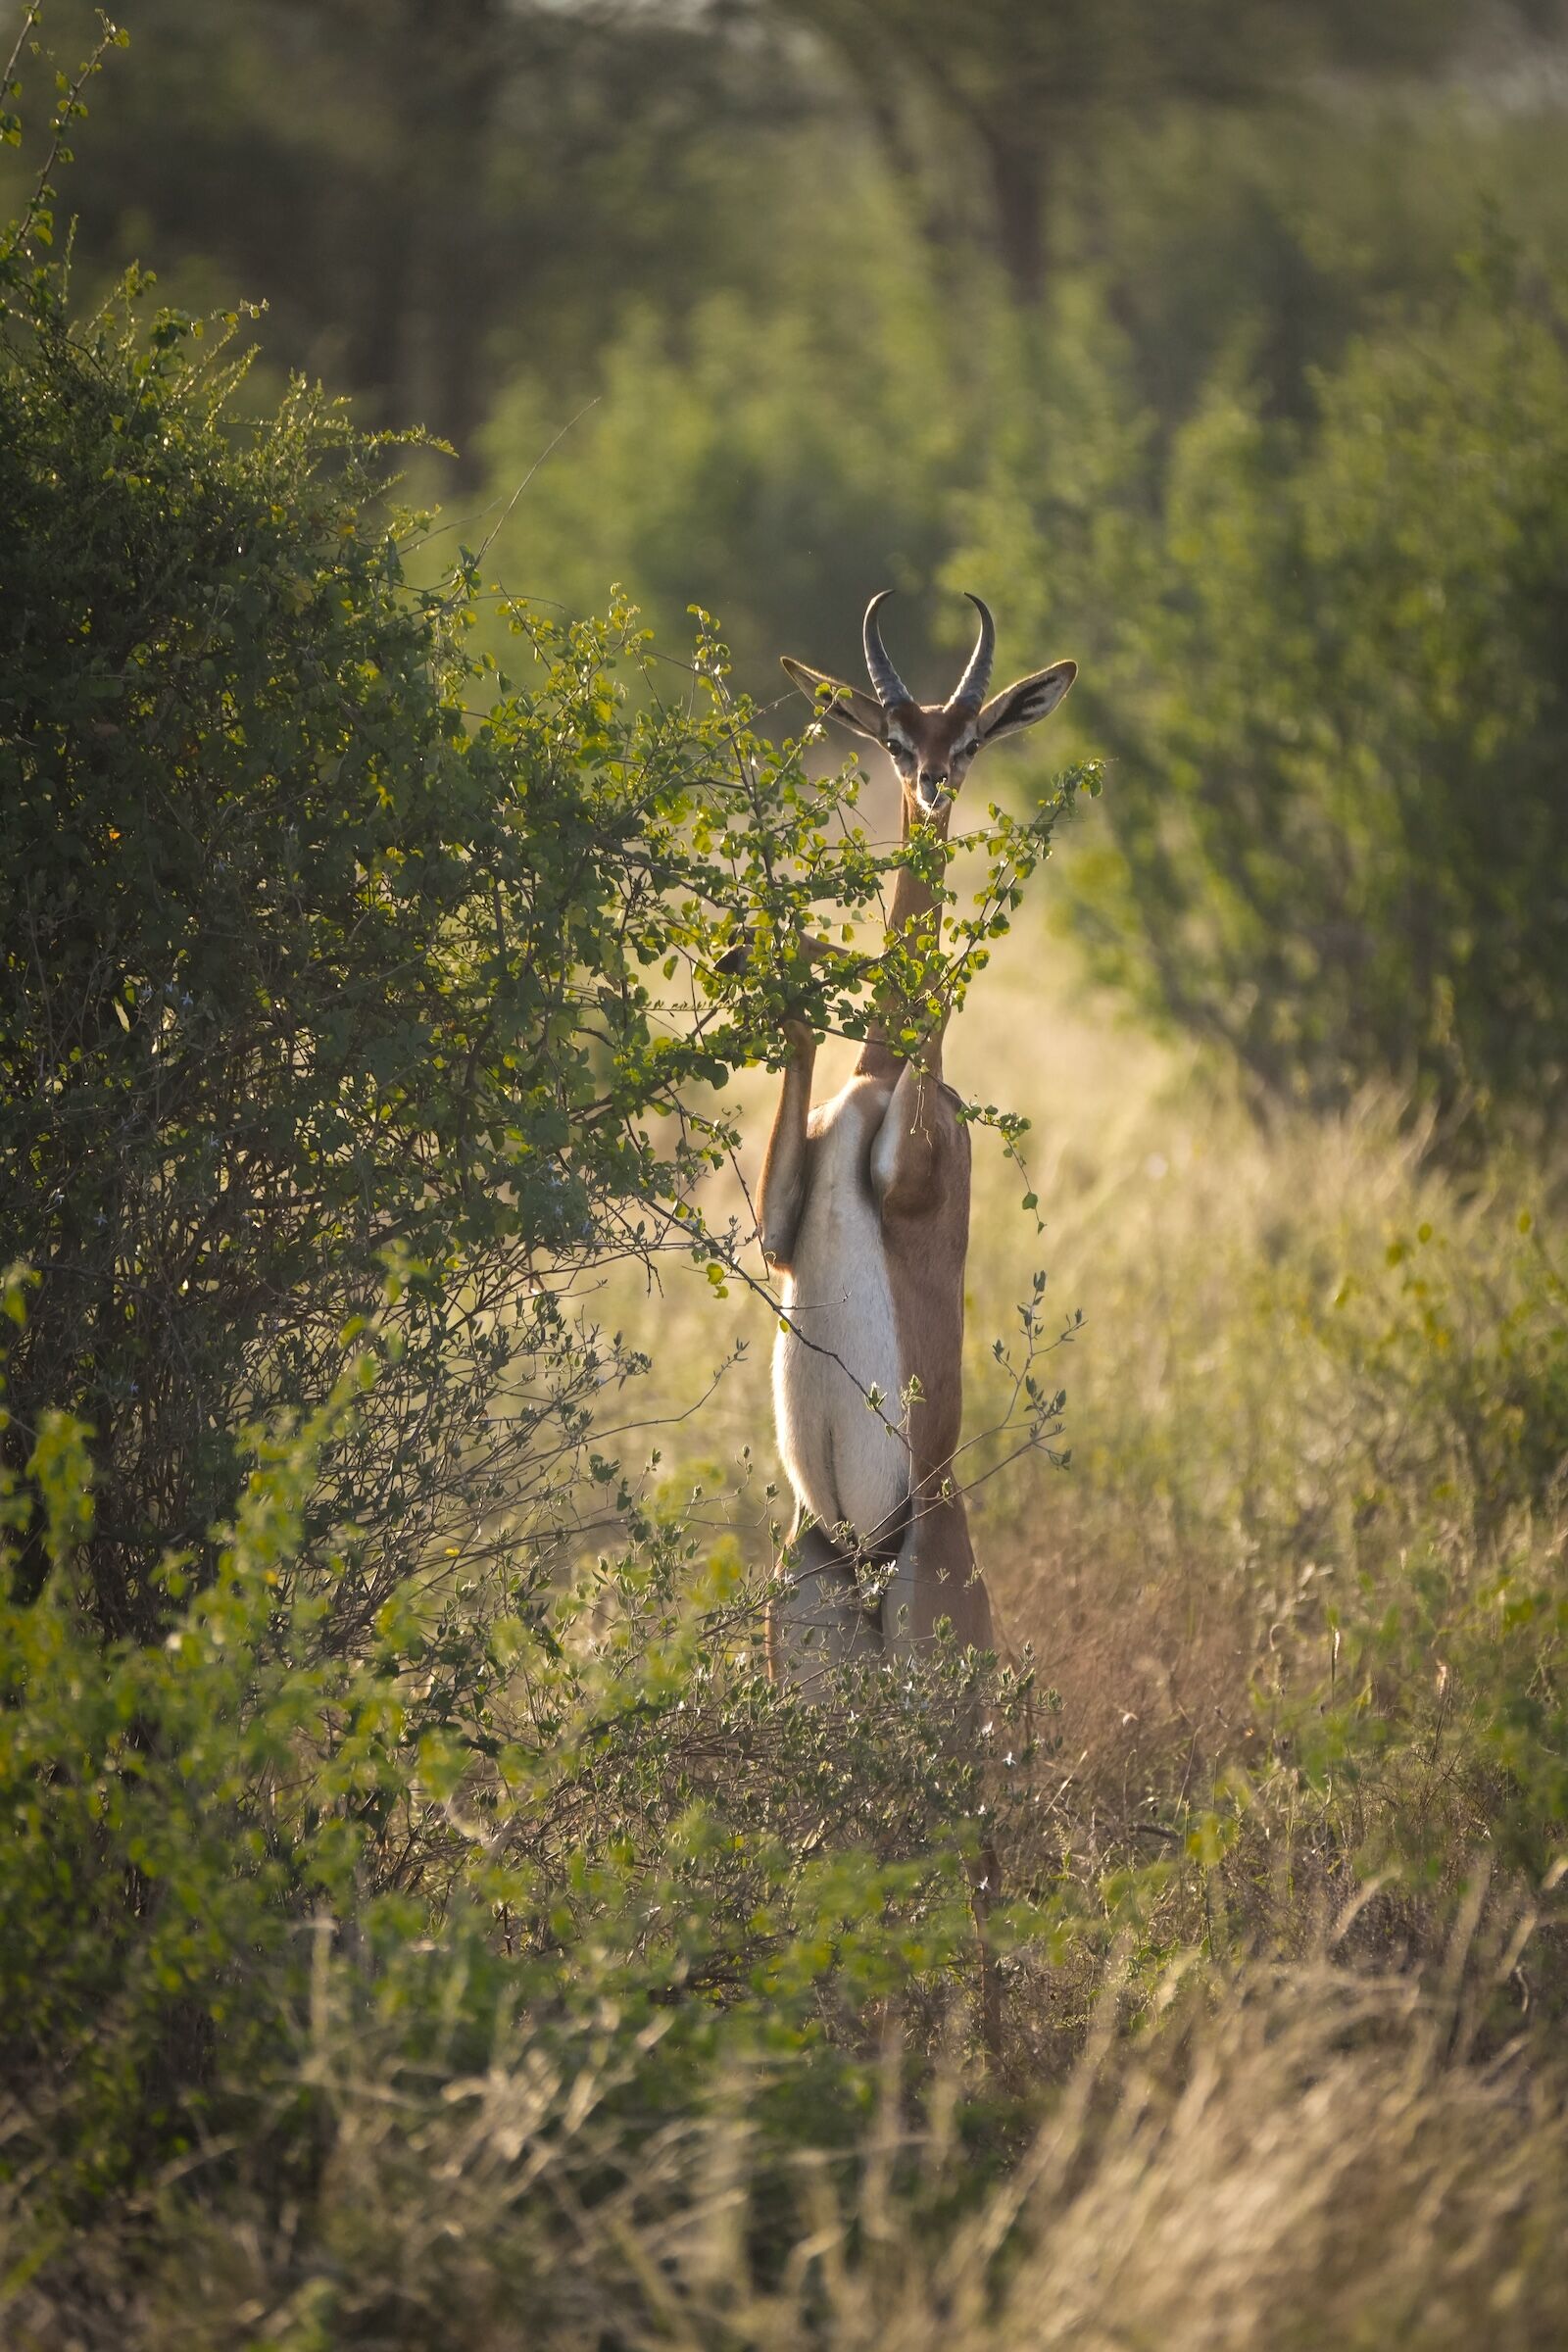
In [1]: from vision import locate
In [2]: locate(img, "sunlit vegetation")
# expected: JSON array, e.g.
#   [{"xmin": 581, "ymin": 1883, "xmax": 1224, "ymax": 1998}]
[{"xmin": 3, "ymin": 6, "xmax": 1567, "ymax": 2345}]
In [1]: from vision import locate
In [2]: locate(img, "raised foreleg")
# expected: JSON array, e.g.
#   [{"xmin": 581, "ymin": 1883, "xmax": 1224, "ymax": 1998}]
[
  {"xmin": 868, "ymin": 1054, "xmax": 954, "ymax": 1222},
  {"xmin": 757, "ymin": 1021, "xmax": 817, "ymax": 1270}
]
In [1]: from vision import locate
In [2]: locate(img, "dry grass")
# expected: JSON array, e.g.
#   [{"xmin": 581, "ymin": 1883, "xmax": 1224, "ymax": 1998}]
[{"xmin": 25, "ymin": 1941, "xmax": 1561, "ymax": 2352}]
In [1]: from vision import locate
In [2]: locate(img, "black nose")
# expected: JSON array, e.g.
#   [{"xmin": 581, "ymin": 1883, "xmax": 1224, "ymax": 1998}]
[{"xmin": 919, "ymin": 770, "xmax": 945, "ymax": 791}]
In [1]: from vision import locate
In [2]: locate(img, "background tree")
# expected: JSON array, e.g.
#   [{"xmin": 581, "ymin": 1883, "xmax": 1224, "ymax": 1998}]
[
  {"xmin": 1, "ymin": 0, "xmax": 812, "ymax": 459},
  {"xmin": 956, "ymin": 236, "xmax": 1568, "ymax": 1125},
  {"xmin": 770, "ymin": 0, "xmax": 1482, "ymax": 303}
]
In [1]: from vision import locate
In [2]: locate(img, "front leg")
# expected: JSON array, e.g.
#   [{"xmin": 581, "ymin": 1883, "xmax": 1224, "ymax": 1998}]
[
  {"xmin": 869, "ymin": 1054, "xmax": 950, "ymax": 1220},
  {"xmin": 758, "ymin": 1020, "xmax": 816, "ymax": 1270}
]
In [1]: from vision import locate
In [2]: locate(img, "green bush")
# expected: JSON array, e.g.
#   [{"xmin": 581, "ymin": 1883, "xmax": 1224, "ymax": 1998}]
[
  {"xmin": 964, "ymin": 247, "xmax": 1568, "ymax": 1134},
  {"xmin": 0, "ymin": 1283, "xmax": 1030, "ymax": 2222},
  {"xmin": 0, "ymin": 43, "xmax": 1076, "ymax": 2300},
  {"xmin": 1261, "ymin": 1202, "xmax": 1568, "ymax": 1890},
  {"xmin": 0, "ymin": 73, "xmax": 961, "ymax": 1644},
  {"xmin": 1322, "ymin": 1207, "xmax": 1568, "ymax": 1542},
  {"xmin": 0, "ymin": 122, "xmax": 1088, "ymax": 1643}
]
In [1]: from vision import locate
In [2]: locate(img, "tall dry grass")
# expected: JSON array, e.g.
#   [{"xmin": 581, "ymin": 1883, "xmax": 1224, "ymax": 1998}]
[{"xmin": 24, "ymin": 1936, "xmax": 1563, "ymax": 2350}]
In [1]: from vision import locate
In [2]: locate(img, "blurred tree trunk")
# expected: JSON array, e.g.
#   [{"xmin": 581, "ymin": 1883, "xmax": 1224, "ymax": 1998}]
[
  {"xmin": 978, "ymin": 122, "xmax": 1047, "ymax": 303},
  {"xmin": 767, "ymin": 0, "xmax": 1487, "ymax": 308}
]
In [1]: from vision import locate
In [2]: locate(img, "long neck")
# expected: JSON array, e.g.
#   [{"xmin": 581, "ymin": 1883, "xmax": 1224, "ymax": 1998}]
[{"xmin": 855, "ymin": 796, "xmax": 948, "ymax": 1080}]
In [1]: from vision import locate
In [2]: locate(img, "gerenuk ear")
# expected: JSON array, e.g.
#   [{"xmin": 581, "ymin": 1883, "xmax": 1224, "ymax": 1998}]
[
  {"xmin": 977, "ymin": 659, "xmax": 1077, "ymax": 744},
  {"xmin": 781, "ymin": 658, "xmax": 889, "ymax": 745}
]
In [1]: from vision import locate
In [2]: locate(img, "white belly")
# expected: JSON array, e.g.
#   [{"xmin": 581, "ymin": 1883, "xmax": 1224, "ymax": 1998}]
[{"xmin": 772, "ymin": 1109, "xmax": 908, "ymax": 1543}]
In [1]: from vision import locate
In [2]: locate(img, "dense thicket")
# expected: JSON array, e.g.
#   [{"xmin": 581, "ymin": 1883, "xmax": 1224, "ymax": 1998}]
[
  {"xmin": 0, "ymin": 83, "xmax": 919, "ymax": 1642},
  {"xmin": 0, "ymin": 37, "xmax": 1064, "ymax": 2294},
  {"xmin": 965, "ymin": 253, "xmax": 1568, "ymax": 1122}
]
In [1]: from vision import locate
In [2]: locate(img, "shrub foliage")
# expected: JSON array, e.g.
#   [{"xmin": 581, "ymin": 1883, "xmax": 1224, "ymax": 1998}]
[
  {"xmin": 0, "ymin": 29, "xmax": 1067, "ymax": 2300},
  {"xmin": 965, "ymin": 250, "xmax": 1568, "ymax": 1129}
]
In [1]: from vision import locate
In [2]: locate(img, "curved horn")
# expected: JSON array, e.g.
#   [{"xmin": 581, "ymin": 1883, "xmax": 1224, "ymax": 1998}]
[
  {"xmin": 946, "ymin": 592, "xmax": 996, "ymax": 714},
  {"xmin": 862, "ymin": 589, "xmax": 913, "ymax": 710}
]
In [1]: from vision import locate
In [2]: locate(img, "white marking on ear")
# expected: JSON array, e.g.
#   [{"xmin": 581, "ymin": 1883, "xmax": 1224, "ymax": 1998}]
[
  {"xmin": 978, "ymin": 660, "xmax": 1077, "ymax": 743},
  {"xmin": 781, "ymin": 658, "xmax": 888, "ymax": 744}
]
